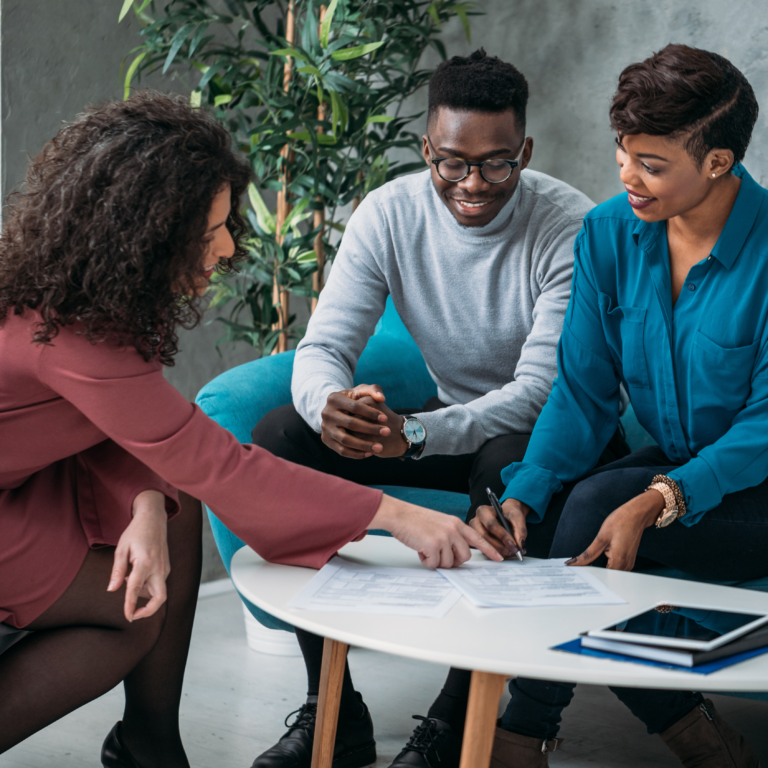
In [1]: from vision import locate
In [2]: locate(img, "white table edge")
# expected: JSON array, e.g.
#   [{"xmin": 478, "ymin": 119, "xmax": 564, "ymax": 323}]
[{"xmin": 231, "ymin": 543, "xmax": 768, "ymax": 693}]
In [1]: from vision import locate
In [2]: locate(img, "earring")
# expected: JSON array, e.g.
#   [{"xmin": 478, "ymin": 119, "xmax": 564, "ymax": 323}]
[{"xmin": 712, "ymin": 173, "xmax": 717, "ymax": 178}]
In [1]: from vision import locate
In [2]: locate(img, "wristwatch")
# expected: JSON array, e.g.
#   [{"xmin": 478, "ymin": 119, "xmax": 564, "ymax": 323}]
[
  {"xmin": 400, "ymin": 416, "xmax": 427, "ymax": 460},
  {"xmin": 649, "ymin": 482, "xmax": 679, "ymax": 528}
]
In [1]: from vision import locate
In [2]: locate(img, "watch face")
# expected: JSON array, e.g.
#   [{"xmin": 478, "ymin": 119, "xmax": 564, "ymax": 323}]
[
  {"xmin": 658, "ymin": 509, "xmax": 678, "ymax": 528},
  {"xmin": 404, "ymin": 419, "xmax": 426, "ymax": 444}
]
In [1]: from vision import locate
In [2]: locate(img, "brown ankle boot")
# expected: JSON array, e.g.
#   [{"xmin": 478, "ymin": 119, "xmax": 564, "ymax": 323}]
[
  {"xmin": 660, "ymin": 698, "xmax": 761, "ymax": 767},
  {"xmin": 490, "ymin": 726, "xmax": 563, "ymax": 768}
]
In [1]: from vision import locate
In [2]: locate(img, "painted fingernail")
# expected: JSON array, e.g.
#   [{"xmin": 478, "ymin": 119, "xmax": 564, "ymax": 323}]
[
  {"xmin": 565, "ymin": 557, "xmax": 577, "ymax": 565},
  {"xmin": 505, "ymin": 539, "xmax": 517, "ymax": 550}
]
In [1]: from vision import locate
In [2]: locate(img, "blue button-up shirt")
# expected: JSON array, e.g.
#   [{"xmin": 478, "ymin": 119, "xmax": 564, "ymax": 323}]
[{"xmin": 501, "ymin": 165, "xmax": 768, "ymax": 526}]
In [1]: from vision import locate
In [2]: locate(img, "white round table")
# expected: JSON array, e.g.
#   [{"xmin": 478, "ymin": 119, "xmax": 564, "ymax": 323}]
[{"xmin": 232, "ymin": 536, "xmax": 768, "ymax": 768}]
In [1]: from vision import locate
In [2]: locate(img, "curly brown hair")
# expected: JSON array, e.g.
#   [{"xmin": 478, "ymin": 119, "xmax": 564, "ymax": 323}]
[{"xmin": 0, "ymin": 90, "xmax": 251, "ymax": 365}]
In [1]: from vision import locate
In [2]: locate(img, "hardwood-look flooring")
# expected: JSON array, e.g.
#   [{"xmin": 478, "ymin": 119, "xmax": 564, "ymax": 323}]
[{"xmin": 4, "ymin": 589, "xmax": 768, "ymax": 767}]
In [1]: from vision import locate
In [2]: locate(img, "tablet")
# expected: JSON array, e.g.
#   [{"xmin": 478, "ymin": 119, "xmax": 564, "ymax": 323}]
[{"xmin": 586, "ymin": 603, "xmax": 768, "ymax": 652}]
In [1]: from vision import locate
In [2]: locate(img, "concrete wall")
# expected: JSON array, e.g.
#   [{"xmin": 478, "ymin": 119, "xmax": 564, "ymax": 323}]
[
  {"xmin": 416, "ymin": 0, "xmax": 768, "ymax": 200},
  {"xmin": 4, "ymin": 0, "xmax": 768, "ymax": 581}
]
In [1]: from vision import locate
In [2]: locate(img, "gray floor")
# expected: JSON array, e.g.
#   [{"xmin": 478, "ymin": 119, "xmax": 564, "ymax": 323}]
[{"xmin": 5, "ymin": 590, "xmax": 768, "ymax": 767}]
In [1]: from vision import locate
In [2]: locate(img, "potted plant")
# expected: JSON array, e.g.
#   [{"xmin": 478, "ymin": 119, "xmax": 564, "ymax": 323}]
[{"xmin": 120, "ymin": 0, "xmax": 478, "ymax": 354}]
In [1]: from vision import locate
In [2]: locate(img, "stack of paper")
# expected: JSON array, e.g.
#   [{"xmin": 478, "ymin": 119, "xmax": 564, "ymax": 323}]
[
  {"xmin": 289, "ymin": 557, "xmax": 462, "ymax": 618},
  {"xmin": 438, "ymin": 559, "xmax": 625, "ymax": 608},
  {"xmin": 289, "ymin": 557, "xmax": 624, "ymax": 618}
]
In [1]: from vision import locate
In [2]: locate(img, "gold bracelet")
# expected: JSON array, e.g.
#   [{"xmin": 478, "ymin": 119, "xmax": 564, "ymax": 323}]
[{"xmin": 649, "ymin": 474, "xmax": 686, "ymax": 518}]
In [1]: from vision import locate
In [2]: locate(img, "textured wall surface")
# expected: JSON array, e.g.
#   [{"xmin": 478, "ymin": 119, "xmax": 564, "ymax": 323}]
[
  {"xmin": 4, "ymin": 0, "xmax": 768, "ymax": 581},
  {"xmin": 410, "ymin": 0, "xmax": 768, "ymax": 202}
]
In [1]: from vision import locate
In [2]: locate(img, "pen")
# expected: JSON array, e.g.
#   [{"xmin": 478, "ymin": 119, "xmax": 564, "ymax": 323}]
[{"xmin": 486, "ymin": 487, "xmax": 523, "ymax": 561}]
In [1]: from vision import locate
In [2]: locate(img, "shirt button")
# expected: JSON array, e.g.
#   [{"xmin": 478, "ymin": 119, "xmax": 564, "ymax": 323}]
[{"xmin": 688, "ymin": 284, "xmax": 696, "ymax": 291}]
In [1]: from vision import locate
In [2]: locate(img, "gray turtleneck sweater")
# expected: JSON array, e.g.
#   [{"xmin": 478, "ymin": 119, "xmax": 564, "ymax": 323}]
[{"xmin": 292, "ymin": 168, "xmax": 593, "ymax": 458}]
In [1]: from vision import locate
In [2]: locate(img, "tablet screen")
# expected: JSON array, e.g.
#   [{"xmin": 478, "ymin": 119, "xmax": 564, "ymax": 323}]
[{"xmin": 600, "ymin": 606, "xmax": 763, "ymax": 641}]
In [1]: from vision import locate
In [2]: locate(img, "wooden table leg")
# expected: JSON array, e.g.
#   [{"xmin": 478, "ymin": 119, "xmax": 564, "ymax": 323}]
[
  {"xmin": 311, "ymin": 638, "xmax": 349, "ymax": 768},
  {"xmin": 459, "ymin": 670, "xmax": 509, "ymax": 768}
]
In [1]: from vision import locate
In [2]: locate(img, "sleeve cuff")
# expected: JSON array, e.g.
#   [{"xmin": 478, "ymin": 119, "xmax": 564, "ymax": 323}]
[
  {"xmin": 130, "ymin": 486, "xmax": 181, "ymax": 520},
  {"xmin": 499, "ymin": 463, "xmax": 563, "ymax": 524},
  {"xmin": 411, "ymin": 410, "xmax": 449, "ymax": 458},
  {"xmin": 668, "ymin": 458, "xmax": 722, "ymax": 527}
]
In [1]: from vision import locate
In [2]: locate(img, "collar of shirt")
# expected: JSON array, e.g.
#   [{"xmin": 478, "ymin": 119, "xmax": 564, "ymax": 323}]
[{"xmin": 629, "ymin": 163, "xmax": 763, "ymax": 270}]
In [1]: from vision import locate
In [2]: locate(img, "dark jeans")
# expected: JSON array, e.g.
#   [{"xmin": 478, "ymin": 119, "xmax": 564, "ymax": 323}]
[
  {"xmin": 251, "ymin": 397, "xmax": 533, "ymax": 521},
  {"xmin": 501, "ymin": 445, "xmax": 768, "ymax": 739}
]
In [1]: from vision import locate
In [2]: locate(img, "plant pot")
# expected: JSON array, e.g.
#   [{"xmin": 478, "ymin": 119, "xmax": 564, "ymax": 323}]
[{"xmin": 242, "ymin": 603, "xmax": 302, "ymax": 656}]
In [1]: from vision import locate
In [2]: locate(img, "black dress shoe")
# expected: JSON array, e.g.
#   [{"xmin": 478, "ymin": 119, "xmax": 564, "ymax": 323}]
[
  {"xmin": 252, "ymin": 695, "xmax": 376, "ymax": 768},
  {"xmin": 388, "ymin": 716, "xmax": 462, "ymax": 768},
  {"xmin": 101, "ymin": 722, "xmax": 144, "ymax": 768}
]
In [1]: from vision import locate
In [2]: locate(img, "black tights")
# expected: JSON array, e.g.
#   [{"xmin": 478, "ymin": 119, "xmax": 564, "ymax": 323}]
[
  {"xmin": 294, "ymin": 628, "xmax": 364, "ymax": 720},
  {"xmin": 0, "ymin": 492, "xmax": 202, "ymax": 767}
]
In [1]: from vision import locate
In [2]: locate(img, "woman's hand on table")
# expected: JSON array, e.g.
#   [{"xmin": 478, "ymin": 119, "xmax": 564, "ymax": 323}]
[
  {"xmin": 566, "ymin": 489, "xmax": 665, "ymax": 571},
  {"xmin": 109, "ymin": 489, "xmax": 171, "ymax": 622},
  {"xmin": 369, "ymin": 495, "xmax": 503, "ymax": 568},
  {"xmin": 470, "ymin": 498, "xmax": 530, "ymax": 559}
]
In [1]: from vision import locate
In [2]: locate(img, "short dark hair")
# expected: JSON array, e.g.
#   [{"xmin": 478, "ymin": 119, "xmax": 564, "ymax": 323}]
[
  {"xmin": 610, "ymin": 44, "xmax": 758, "ymax": 168},
  {"xmin": 428, "ymin": 48, "xmax": 529, "ymax": 130}
]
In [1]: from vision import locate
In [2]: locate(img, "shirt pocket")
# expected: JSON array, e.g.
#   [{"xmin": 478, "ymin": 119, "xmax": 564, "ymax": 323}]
[
  {"xmin": 692, "ymin": 331, "xmax": 759, "ymax": 413},
  {"xmin": 600, "ymin": 297, "xmax": 651, "ymax": 390}
]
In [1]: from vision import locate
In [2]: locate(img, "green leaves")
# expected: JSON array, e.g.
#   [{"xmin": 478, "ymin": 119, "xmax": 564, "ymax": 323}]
[
  {"xmin": 120, "ymin": 0, "xmax": 481, "ymax": 353},
  {"xmin": 330, "ymin": 40, "xmax": 384, "ymax": 61},
  {"xmin": 269, "ymin": 47, "xmax": 310, "ymax": 62},
  {"xmin": 248, "ymin": 184, "xmax": 276, "ymax": 234},
  {"xmin": 164, "ymin": 23, "xmax": 196, "ymax": 73},
  {"xmin": 123, "ymin": 51, "xmax": 147, "ymax": 100},
  {"xmin": 118, "ymin": 0, "xmax": 134, "ymax": 23},
  {"xmin": 319, "ymin": 0, "xmax": 339, "ymax": 48}
]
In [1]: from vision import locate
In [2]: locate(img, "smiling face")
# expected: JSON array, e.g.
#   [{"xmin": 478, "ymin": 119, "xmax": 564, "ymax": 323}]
[
  {"xmin": 422, "ymin": 107, "xmax": 532, "ymax": 228},
  {"xmin": 194, "ymin": 184, "xmax": 235, "ymax": 295},
  {"xmin": 615, "ymin": 133, "xmax": 735, "ymax": 222}
]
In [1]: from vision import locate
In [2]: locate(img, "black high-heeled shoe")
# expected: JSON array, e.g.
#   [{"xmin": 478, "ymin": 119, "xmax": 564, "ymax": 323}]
[{"xmin": 101, "ymin": 721, "xmax": 144, "ymax": 768}]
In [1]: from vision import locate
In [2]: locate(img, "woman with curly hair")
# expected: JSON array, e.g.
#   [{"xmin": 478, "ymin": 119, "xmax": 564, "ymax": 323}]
[{"xmin": 0, "ymin": 90, "xmax": 498, "ymax": 768}]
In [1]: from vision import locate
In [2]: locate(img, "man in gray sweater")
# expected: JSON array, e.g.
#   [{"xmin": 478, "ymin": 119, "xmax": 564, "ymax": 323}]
[{"xmin": 251, "ymin": 50, "xmax": 626, "ymax": 768}]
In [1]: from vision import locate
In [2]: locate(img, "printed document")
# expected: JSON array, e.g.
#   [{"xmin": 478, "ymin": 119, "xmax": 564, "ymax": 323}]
[
  {"xmin": 289, "ymin": 557, "xmax": 461, "ymax": 618},
  {"xmin": 438, "ymin": 559, "xmax": 625, "ymax": 608}
]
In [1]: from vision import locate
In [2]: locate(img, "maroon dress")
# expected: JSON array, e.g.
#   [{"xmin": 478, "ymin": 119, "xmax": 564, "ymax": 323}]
[{"xmin": 0, "ymin": 310, "xmax": 383, "ymax": 628}]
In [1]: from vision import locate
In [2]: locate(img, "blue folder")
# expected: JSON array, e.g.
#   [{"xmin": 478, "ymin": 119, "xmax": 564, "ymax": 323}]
[{"xmin": 552, "ymin": 638, "xmax": 768, "ymax": 675}]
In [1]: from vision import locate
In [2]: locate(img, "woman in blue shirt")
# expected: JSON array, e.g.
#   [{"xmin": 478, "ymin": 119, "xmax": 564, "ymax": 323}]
[{"xmin": 472, "ymin": 45, "xmax": 765, "ymax": 768}]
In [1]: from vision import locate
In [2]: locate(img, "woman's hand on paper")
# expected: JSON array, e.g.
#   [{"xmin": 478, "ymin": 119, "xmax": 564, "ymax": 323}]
[
  {"xmin": 565, "ymin": 490, "xmax": 665, "ymax": 571},
  {"xmin": 470, "ymin": 498, "xmax": 529, "ymax": 559},
  {"xmin": 370, "ymin": 495, "xmax": 503, "ymax": 568},
  {"xmin": 108, "ymin": 489, "xmax": 171, "ymax": 622}
]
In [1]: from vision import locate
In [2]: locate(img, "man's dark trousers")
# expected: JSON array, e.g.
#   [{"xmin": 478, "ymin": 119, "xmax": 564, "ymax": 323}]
[{"xmin": 251, "ymin": 396, "xmax": 530, "ymax": 521}]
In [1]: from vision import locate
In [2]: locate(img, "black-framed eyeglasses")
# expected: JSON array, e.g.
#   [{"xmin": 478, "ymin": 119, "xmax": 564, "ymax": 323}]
[{"xmin": 427, "ymin": 136, "xmax": 525, "ymax": 184}]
